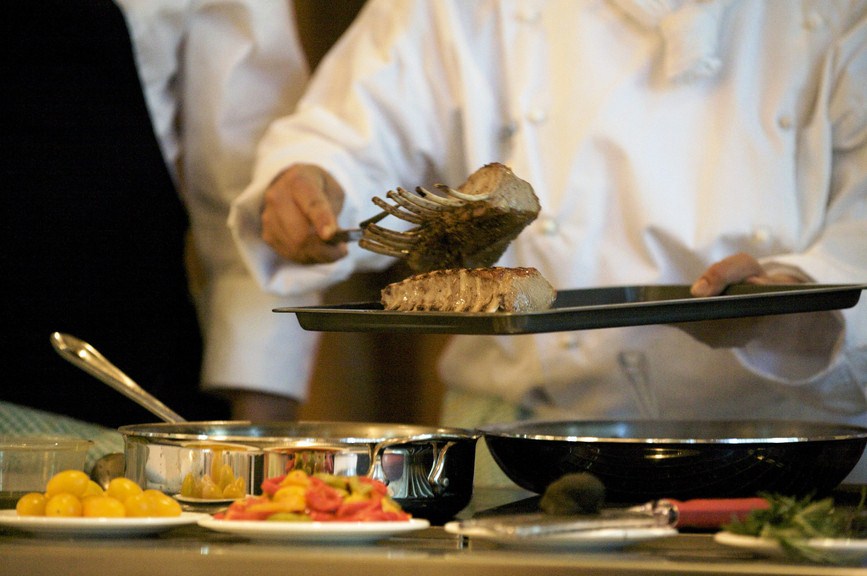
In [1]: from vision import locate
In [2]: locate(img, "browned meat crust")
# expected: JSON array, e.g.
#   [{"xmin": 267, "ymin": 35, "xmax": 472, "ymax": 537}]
[{"xmin": 381, "ymin": 267, "xmax": 556, "ymax": 313}]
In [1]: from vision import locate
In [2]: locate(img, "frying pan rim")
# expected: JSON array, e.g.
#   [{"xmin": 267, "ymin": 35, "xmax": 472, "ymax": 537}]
[{"xmin": 478, "ymin": 419, "xmax": 867, "ymax": 444}]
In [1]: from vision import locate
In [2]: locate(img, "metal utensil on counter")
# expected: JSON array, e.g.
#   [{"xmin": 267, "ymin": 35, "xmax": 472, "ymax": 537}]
[
  {"xmin": 50, "ymin": 332, "xmax": 186, "ymax": 424},
  {"xmin": 454, "ymin": 497, "xmax": 769, "ymax": 537}
]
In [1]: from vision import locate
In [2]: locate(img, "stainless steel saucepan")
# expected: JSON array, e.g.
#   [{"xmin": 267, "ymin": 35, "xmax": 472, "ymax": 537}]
[
  {"xmin": 120, "ymin": 421, "xmax": 478, "ymax": 522},
  {"xmin": 51, "ymin": 332, "xmax": 479, "ymax": 521}
]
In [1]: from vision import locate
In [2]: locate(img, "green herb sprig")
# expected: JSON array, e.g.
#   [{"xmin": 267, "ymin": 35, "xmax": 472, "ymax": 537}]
[{"xmin": 723, "ymin": 491, "xmax": 867, "ymax": 564}]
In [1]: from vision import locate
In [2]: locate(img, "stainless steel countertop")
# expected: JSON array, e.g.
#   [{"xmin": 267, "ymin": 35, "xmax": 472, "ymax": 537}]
[{"xmin": 2, "ymin": 488, "xmax": 865, "ymax": 576}]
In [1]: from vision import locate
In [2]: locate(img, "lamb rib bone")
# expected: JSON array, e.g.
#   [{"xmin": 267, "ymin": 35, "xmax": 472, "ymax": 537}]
[{"xmin": 337, "ymin": 163, "xmax": 541, "ymax": 272}]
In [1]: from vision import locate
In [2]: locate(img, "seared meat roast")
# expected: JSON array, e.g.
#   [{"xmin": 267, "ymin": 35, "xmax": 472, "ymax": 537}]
[
  {"xmin": 360, "ymin": 163, "xmax": 541, "ymax": 272},
  {"xmin": 381, "ymin": 267, "xmax": 556, "ymax": 313}
]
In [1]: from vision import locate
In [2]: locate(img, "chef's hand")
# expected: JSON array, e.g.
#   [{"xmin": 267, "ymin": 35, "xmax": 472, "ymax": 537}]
[
  {"xmin": 261, "ymin": 163, "xmax": 348, "ymax": 264},
  {"xmin": 675, "ymin": 252, "xmax": 804, "ymax": 348},
  {"xmin": 689, "ymin": 252, "xmax": 802, "ymax": 297}
]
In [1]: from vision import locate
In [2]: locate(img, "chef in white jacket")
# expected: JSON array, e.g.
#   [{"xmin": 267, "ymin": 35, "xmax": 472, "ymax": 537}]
[
  {"xmin": 117, "ymin": 0, "xmax": 317, "ymax": 419},
  {"xmin": 230, "ymin": 0, "xmax": 867, "ymax": 482}
]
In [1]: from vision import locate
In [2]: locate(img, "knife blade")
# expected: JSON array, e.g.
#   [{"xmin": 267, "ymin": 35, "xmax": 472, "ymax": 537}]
[
  {"xmin": 324, "ymin": 228, "xmax": 363, "ymax": 245},
  {"xmin": 324, "ymin": 209, "xmax": 391, "ymax": 245}
]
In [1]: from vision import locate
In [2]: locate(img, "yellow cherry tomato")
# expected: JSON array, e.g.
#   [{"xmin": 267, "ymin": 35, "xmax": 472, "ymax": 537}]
[
  {"xmin": 107, "ymin": 477, "xmax": 143, "ymax": 502},
  {"xmin": 199, "ymin": 476, "xmax": 222, "ymax": 500},
  {"xmin": 222, "ymin": 477, "xmax": 246, "ymax": 499},
  {"xmin": 272, "ymin": 487, "xmax": 306, "ymax": 512},
  {"xmin": 143, "ymin": 490, "xmax": 182, "ymax": 517},
  {"xmin": 81, "ymin": 480, "xmax": 105, "ymax": 499},
  {"xmin": 45, "ymin": 493, "xmax": 83, "ymax": 517},
  {"xmin": 15, "ymin": 492, "xmax": 47, "ymax": 516},
  {"xmin": 45, "ymin": 470, "xmax": 90, "ymax": 498},
  {"xmin": 82, "ymin": 495, "xmax": 126, "ymax": 518},
  {"xmin": 216, "ymin": 464, "xmax": 236, "ymax": 491},
  {"xmin": 281, "ymin": 470, "xmax": 310, "ymax": 488},
  {"xmin": 123, "ymin": 492, "xmax": 154, "ymax": 517},
  {"xmin": 180, "ymin": 473, "xmax": 199, "ymax": 498}
]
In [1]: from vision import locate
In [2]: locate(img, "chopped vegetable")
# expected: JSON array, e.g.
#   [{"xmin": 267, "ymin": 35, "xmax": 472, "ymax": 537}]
[{"xmin": 216, "ymin": 470, "xmax": 411, "ymax": 522}]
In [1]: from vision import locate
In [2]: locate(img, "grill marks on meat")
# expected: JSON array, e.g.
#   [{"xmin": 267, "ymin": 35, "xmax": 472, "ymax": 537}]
[
  {"xmin": 381, "ymin": 267, "xmax": 556, "ymax": 313},
  {"xmin": 360, "ymin": 163, "xmax": 541, "ymax": 272}
]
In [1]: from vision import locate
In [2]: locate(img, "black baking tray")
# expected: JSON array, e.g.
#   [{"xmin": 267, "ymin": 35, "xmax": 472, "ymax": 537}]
[{"xmin": 274, "ymin": 283, "xmax": 867, "ymax": 335}]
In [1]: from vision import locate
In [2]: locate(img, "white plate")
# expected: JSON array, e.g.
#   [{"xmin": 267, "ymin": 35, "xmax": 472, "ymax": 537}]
[
  {"xmin": 443, "ymin": 521, "xmax": 677, "ymax": 550},
  {"xmin": 197, "ymin": 517, "xmax": 430, "ymax": 542},
  {"xmin": 714, "ymin": 531, "xmax": 867, "ymax": 562},
  {"xmin": 0, "ymin": 510, "xmax": 208, "ymax": 538},
  {"xmin": 173, "ymin": 494, "xmax": 239, "ymax": 505}
]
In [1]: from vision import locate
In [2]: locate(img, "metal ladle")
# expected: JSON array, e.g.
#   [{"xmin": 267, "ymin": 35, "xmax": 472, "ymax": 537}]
[{"xmin": 50, "ymin": 332, "xmax": 187, "ymax": 488}]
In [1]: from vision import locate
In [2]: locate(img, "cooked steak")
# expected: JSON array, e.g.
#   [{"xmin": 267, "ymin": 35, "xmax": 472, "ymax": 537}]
[{"xmin": 381, "ymin": 267, "xmax": 556, "ymax": 313}]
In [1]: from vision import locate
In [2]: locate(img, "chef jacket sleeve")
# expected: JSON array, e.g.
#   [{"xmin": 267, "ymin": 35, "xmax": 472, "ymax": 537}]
[
  {"xmin": 127, "ymin": 0, "xmax": 317, "ymax": 399},
  {"xmin": 229, "ymin": 0, "xmax": 478, "ymax": 296},
  {"xmin": 738, "ymin": 13, "xmax": 867, "ymax": 385}
]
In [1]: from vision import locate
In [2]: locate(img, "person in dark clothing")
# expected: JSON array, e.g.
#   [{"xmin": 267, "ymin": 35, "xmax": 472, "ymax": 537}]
[{"xmin": 0, "ymin": 0, "xmax": 230, "ymax": 426}]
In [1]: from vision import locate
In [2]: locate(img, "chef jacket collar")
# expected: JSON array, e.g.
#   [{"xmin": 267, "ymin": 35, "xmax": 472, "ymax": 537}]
[{"xmin": 608, "ymin": 0, "xmax": 734, "ymax": 83}]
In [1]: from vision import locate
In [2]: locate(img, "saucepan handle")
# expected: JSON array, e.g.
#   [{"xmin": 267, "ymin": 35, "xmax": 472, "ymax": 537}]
[{"xmin": 366, "ymin": 435, "xmax": 459, "ymax": 495}]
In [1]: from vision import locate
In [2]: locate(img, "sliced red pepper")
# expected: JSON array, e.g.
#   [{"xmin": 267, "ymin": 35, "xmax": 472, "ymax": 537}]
[
  {"xmin": 356, "ymin": 476, "xmax": 389, "ymax": 496},
  {"xmin": 260, "ymin": 475, "xmax": 286, "ymax": 496},
  {"xmin": 305, "ymin": 477, "xmax": 343, "ymax": 512},
  {"xmin": 336, "ymin": 499, "xmax": 379, "ymax": 519}
]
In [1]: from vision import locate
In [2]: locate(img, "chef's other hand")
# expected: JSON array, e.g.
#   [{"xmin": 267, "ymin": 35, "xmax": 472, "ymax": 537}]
[
  {"xmin": 690, "ymin": 252, "xmax": 802, "ymax": 297},
  {"xmin": 675, "ymin": 252, "xmax": 805, "ymax": 348},
  {"xmin": 261, "ymin": 163, "xmax": 348, "ymax": 264}
]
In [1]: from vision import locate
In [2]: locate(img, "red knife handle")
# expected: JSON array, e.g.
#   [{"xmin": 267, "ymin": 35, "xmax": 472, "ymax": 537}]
[{"xmin": 666, "ymin": 497, "xmax": 769, "ymax": 529}]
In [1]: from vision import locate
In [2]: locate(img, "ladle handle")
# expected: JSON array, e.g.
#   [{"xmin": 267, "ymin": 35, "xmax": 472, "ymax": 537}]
[{"xmin": 50, "ymin": 332, "xmax": 187, "ymax": 423}]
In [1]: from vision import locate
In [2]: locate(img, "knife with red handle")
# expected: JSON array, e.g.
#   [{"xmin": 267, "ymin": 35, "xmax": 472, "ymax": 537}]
[
  {"xmin": 663, "ymin": 497, "xmax": 770, "ymax": 529},
  {"xmin": 455, "ymin": 497, "xmax": 770, "ymax": 537}
]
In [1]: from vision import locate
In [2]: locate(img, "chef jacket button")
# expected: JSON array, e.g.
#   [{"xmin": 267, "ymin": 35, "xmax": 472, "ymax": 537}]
[
  {"xmin": 752, "ymin": 227, "xmax": 772, "ymax": 246},
  {"xmin": 777, "ymin": 115, "xmax": 793, "ymax": 130},
  {"xmin": 558, "ymin": 333, "xmax": 580, "ymax": 349},
  {"xmin": 804, "ymin": 12, "xmax": 825, "ymax": 31},
  {"xmin": 526, "ymin": 107, "xmax": 547, "ymax": 123},
  {"xmin": 499, "ymin": 121, "xmax": 518, "ymax": 141},
  {"xmin": 516, "ymin": 6, "xmax": 541, "ymax": 23},
  {"xmin": 538, "ymin": 217, "xmax": 559, "ymax": 236}
]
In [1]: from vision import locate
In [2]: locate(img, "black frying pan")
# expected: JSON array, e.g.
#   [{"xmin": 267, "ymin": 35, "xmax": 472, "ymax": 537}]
[{"xmin": 481, "ymin": 420, "xmax": 867, "ymax": 503}]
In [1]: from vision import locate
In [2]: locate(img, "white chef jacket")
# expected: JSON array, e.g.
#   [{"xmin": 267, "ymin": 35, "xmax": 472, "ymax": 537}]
[
  {"xmin": 230, "ymin": 0, "xmax": 867, "ymax": 476},
  {"xmin": 117, "ymin": 0, "xmax": 319, "ymax": 399}
]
